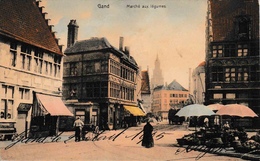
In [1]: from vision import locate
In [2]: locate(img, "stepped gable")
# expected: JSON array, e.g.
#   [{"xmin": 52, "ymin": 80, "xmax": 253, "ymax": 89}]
[{"xmin": 0, "ymin": 0, "xmax": 62, "ymax": 55}]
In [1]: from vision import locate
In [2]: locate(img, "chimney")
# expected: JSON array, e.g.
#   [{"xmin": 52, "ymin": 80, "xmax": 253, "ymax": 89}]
[
  {"xmin": 125, "ymin": 46, "xmax": 130, "ymax": 57},
  {"xmin": 67, "ymin": 19, "xmax": 79, "ymax": 48},
  {"xmin": 119, "ymin": 37, "xmax": 124, "ymax": 51}
]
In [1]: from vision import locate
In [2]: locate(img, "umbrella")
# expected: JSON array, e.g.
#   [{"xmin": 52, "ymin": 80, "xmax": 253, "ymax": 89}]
[
  {"xmin": 176, "ymin": 104, "xmax": 215, "ymax": 117},
  {"xmin": 207, "ymin": 103, "xmax": 225, "ymax": 112},
  {"xmin": 216, "ymin": 104, "xmax": 258, "ymax": 117}
]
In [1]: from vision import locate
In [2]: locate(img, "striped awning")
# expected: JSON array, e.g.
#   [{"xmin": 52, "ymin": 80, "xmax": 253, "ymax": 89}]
[{"xmin": 36, "ymin": 93, "xmax": 73, "ymax": 116}]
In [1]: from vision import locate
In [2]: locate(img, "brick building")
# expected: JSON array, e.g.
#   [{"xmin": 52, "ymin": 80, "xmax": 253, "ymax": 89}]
[
  {"xmin": 205, "ymin": 0, "xmax": 259, "ymax": 116},
  {"xmin": 63, "ymin": 21, "xmax": 144, "ymax": 130},
  {"xmin": 0, "ymin": 0, "xmax": 72, "ymax": 139}
]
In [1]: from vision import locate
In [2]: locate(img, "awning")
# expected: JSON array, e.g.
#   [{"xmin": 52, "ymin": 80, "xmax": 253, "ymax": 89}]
[
  {"xmin": 17, "ymin": 103, "xmax": 32, "ymax": 112},
  {"xmin": 124, "ymin": 105, "xmax": 146, "ymax": 116},
  {"xmin": 36, "ymin": 93, "xmax": 73, "ymax": 116}
]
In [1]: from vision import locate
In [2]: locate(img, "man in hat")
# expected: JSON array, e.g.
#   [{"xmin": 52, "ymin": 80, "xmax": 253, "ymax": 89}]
[{"xmin": 73, "ymin": 116, "xmax": 84, "ymax": 142}]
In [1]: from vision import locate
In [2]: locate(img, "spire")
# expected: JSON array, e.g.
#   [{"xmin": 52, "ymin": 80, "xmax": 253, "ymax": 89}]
[{"xmin": 151, "ymin": 54, "xmax": 164, "ymax": 89}]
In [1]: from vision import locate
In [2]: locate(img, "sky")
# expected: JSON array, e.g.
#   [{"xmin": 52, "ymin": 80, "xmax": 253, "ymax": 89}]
[{"xmin": 42, "ymin": 0, "xmax": 207, "ymax": 89}]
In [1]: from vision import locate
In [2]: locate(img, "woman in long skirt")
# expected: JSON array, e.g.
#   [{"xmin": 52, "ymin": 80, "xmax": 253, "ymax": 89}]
[{"xmin": 142, "ymin": 120, "xmax": 154, "ymax": 148}]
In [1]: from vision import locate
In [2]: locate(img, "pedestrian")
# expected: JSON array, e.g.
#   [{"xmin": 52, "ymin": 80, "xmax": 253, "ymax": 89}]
[
  {"xmin": 73, "ymin": 116, "xmax": 84, "ymax": 142},
  {"xmin": 92, "ymin": 125, "xmax": 99, "ymax": 138},
  {"xmin": 223, "ymin": 121, "xmax": 230, "ymax": 131},
  {"xmin": 203, "ymin": 117, "xmax": 209, "ymax": 129},
  {"xmin": 141, "ymin": 119, "xmax": 154, "ymax": 148},
  {"xmin": 213, "ymin": 116, "xmax": 220, "ymax": 132}
]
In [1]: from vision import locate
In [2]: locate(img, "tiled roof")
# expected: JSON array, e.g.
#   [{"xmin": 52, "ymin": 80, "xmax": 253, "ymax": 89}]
[
  {"xmin": 65, "ymin": 37, "xmax": 138, "ymax": 66},
  {"xmin": 0, "ymin": 0, "xmax": 62, "ymax": 55},
  {"xmin": 141, "ymin": 71, "xmax": 151, "ymax": 94}
]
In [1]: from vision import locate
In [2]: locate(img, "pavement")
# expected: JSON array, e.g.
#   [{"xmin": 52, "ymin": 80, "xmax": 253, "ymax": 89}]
[{"xmin": 0, "ymin": 121, "xmax": 259, "ymax": 161}]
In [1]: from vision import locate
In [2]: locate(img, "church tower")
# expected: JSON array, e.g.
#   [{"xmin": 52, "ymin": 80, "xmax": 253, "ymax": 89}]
[{"xmin": 151, "ymin": 55, "xmax": 164, "ymax": 89}]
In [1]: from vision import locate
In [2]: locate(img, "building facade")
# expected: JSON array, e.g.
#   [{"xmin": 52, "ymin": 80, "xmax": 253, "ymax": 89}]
[
  {"xmin": 205, "ymin": 0, "xmax": 260, "ymax": 116},
  {"xmin": 152, "ymin": 80, "xmax": 189, "ymax": 120},
  {"xmin": 140, "ymin": 70, "xmax": 152, "ymax": 113},
  {"xmin": 0, "ymin": 0, "xmax": 72, "ymax": 139},
  {"xmin": 63, "ymin": 22, "xmax": 144, "ymax": 130},
  {"xmin": 191, "ymin": 61, "xmax": 205, "ymax": 104}
]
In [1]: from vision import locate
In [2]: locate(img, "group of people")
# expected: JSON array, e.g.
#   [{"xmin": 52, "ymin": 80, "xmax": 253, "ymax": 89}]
[{"xmin": 73, "ymin": 116, "xmax": 155, "ymax": 149}]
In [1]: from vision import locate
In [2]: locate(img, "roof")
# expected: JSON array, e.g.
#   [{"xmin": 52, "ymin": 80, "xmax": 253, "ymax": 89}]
[
  {"xmin": 141, "ymin": 71, "xmax": 151, "ymax": 94},
  {"xmin": 154, "ymin": 80, "xmax": 188, "ymax": 91},
  {"xmin": 153, "ymin": 85, "xmax": 164, "ymax": 91},
  {"xmin": 65, "ymin": 37, "xmax": 138, "ymax": 67},
  {"xmin": 0, "ymin": 0, "xmax": 62, "ymax": 55},
  {"xmin": 167, "ymin": 80, "xmax": 188, "ymax": 91},
  {"xmin": 65, "ymin": 37, "xmax": 112, "ymax": 53},
  {"xmin": 198, "ymin": 61, "xmax": 206, "ymax": 67}
]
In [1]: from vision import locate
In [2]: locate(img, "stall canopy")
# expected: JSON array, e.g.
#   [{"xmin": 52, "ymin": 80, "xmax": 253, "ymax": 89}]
[
  {"xmin": 124, "ymin": 105, "xmax": 146, "ymax": 116},
  {"xmin": 36, "ymin": 93, "xmax": 73, "ymax": 116}
]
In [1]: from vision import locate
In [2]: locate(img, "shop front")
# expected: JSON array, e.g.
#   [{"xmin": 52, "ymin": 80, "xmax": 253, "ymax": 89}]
[
  {"xmin": 30, "ymin": 92, "xmax": 73, "ymax": 138},
  {"xmin": 123, "ymin": 105, "xmax": 146, "ymax": 127}
]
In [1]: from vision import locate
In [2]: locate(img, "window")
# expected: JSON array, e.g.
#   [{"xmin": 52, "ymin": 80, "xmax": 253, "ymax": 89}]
[
  {"xmin": 19, "ymin": 88, "xmax": 30, "ymax": 100},
  {"xmin": 10, "ymin": 42, "xmax": 17, "ymax": 67},
  {"xmin": 212, "ymin": 45, "xmax": 223, "ymax": 58},
  {"xmin": 101, "ymin": 61, "xmax": 108, "ymax": 72},
  {"xmin": 226, "ymin": 93, "xmax": 235, "ymax": 99},
  {"xmin": 93, "ymin": 83, "xmax": 100, "ymax": 97},
  {"xmin": 1, "ymin": 85, "xmax": 14, "ymax": 119},
  {"xmin": 224, "ymin": 44, "xmax": 236, "ymax": 57},
  {"xmin": 70, "ymin": 63, "xmax": 77, "ymax": 76},
  {"xmin": 86, "ymin": 84, "xmax": 92, "ymax": 97},
  {"xmin": 20, "ymin": 45, "xmax": 32, "ymax": 71},
  {"xmin": 69, "ymin": 84, "xmax": 77, "ymax": 97},
  {"xmin": 225, "ymin": 68, "xmax": 236, "ymax": 82},
  {"xmin": 54, "ymin": 55, "xmax": 61, "ymax": 77},
  {"xmin": 213, "ymin": 93, "xmax": 223, "ymax": 99},
  {"xmin": 49, "ymin": 62, "xmax": 53, "ymax": 76},
  {"xmin": 44, "ymin": 61, "xmax": 48, "ymax": 75},
  {"xmin": 94, "ymin": 62, "xmax": 101, "ymax": 73},
  {"xmin": 170, "ymin": 94, "xmax": 178, "ymax": 97},
  {"xmin": 238, "ymin": 67, "xmax": 248, "ymax": 81},
  {"xmin": 34, "ymin": 48, "xmax": 43, "ymax": 74},
  {"xmin": 237, "ymin": 44, "xmax": 248, "ymax": 57},
  {"xmin": 86, "ymin": 62, "xmax": 94, "ymax": 74},
  {"xmin": 236, "ymin": 16, "xmax": 251, "ymax": 40},
  {"xmin": 250, "ymin": 66, "xmax": 259, "ymax": 81},
  {"xmin": 100, "ymin": 82, "xmax": 108, "ymax": 97},
  {"xmin": 212, "ymin": 67, "xmax": 224, "ymax": 82}
]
